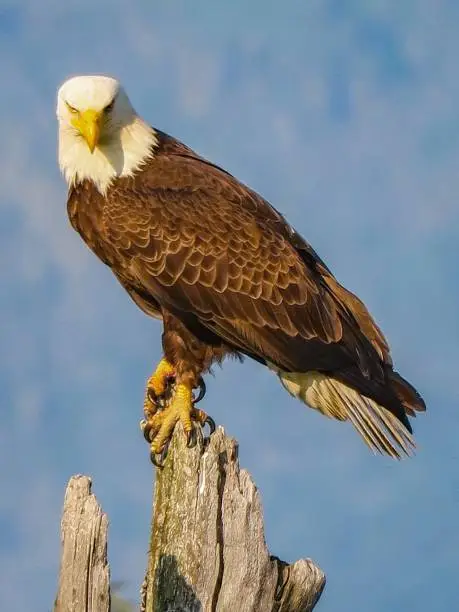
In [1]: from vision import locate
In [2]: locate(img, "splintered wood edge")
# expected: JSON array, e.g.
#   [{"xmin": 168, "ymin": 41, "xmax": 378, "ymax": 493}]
[{"xmin": 54, "ymin": 475, "xmax": 110, "ymax": 612}]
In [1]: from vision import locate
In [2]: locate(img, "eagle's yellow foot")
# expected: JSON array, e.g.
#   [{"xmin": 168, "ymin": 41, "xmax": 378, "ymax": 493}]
[
  {"xmin": 141, "ymin": 381, "xmax": 215, "ymax": 467},
  {"xmin": 145, "ymin": 358, "xmax": 176, "ymax": 406},
  {"xmin": 144, "ymin": 359, "xmax": 207, "ymax": 415}
]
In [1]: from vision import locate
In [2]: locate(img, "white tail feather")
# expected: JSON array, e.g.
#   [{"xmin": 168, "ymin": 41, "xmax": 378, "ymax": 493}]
[{"xmin": 269, "ymin": 366, "xmax": 415, "ymax": 458}]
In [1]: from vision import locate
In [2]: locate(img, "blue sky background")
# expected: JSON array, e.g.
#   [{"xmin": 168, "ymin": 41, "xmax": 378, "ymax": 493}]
[{"xmin": 1, "ymin": 1, "xmax": 458, "ymax": 610}]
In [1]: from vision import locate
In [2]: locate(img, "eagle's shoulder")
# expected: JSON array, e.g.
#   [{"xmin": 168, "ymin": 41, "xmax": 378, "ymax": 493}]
[
  {"xmin": 118, "ymin": 130, "xmax": 288, "ymax": 232},
  {"xmin": 121, "ymin": 129, "xmax": 236, "ymax": 192}
]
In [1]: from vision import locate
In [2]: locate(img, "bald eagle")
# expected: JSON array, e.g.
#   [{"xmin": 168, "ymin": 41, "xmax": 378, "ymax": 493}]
[{"xmin": 57, "ymin": 75, "xmax": 425, "ymax": 462}]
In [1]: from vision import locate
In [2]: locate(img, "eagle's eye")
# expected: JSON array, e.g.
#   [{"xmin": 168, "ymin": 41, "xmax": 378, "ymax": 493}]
[
  {"xmin": 104, "ymin": 99, "xmax": 115, "ymax": 114},
  {"xmin": 65, "ymin": 101, "xmax": 79, "ymax": 114}
]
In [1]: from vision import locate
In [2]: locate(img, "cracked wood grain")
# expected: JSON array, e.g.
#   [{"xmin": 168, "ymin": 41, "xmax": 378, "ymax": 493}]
[
  {"xmin": 54, "ymin": 475, "xmax": 110, "ymax": 612},
  {"xmin": 144, "ymin": 425, "xmax": 325, "ymax": 612}
]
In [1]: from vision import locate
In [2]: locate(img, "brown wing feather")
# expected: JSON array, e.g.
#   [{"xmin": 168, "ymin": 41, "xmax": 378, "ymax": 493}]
[
  {"xmin": 87, "ymin": 142, "xmax": 384, "ymax": 380},
  {"xmin": 67, "ymin": 134, "xmax": 390, "ymax": 382}
]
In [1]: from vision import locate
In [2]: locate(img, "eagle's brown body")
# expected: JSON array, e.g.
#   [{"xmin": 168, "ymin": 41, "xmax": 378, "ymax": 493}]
[{"xmin": 67, "ymin": 130, "xmax": 425, "ymax": 456}]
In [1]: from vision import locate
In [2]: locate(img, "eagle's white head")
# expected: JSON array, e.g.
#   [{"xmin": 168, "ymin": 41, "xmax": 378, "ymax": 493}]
[{"xmin": 57, "ymin": 75, "xmax": 157, "ymax": 193}]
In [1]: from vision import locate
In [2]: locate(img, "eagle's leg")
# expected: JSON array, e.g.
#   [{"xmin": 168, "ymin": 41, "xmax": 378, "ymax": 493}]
[{"xmin": 141, "ymin": 311, "xmax": 219, "ymax": 464}]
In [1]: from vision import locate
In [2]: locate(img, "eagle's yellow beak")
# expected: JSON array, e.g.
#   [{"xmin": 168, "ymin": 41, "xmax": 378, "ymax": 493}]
[{"xmin": 72, "ymin": 109, "xmax": 103, "ymax": 153}]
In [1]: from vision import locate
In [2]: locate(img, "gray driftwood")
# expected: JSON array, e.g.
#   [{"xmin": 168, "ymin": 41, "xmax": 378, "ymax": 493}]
[
  {"xmin": 54, "ymin": 475, "xmax": 110, "ymax": 612},
  {"xmin": 144, "ymin": 424, "xmax": 325, "ymax": 611}
]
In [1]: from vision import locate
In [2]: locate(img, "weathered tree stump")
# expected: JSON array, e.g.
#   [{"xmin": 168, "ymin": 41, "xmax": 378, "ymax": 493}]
[
  {"xmin": 54, "ymin": 427, "xmax": 325, "ymax": 611},
  {"xmin": 54, "ymin": 475, "xmax": 110, "ymax": 612},
  {"xmin": 143, "ymin": 425, "xmax": 325, "ymax": 611}
]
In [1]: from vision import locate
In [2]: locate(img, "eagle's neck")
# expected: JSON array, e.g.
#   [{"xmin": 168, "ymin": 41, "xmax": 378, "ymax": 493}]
[{"xmin": 59, "ymin": 117, "xmax": 158, "ymax": 195}]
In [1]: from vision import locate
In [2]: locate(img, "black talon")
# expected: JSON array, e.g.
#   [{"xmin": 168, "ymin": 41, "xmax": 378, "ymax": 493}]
[
  {"xmin": 141, "ymin": 418, "xmax": 156, "ymax": 444},
  {"xmin": 143, "ymin": 423, "xmax": 152, "ymax": 443},
  {"xmin": 143, "ymin": 422, "xmax": 160, "ymax": 445},
  {"xmin": 150, "ymin": 451, "xmax": 164, "ymax": 468},
  {"xmin": 150, "ymin": 443, "xmax": 169, "ymax": 468},
  {"xmin": 205, "ymin": 415, "xmax": 216, "ymax": 436},
  {"xmin": 193, "ymin": 377, "xmax": 206, "ymax": 404},
  {"xmin": 147, "ymin": 388, "xmax": 160, "ymax": 405},
  {"xmin": 186, "ymin": 428, "xmax": 197, "ymax": 448}
]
